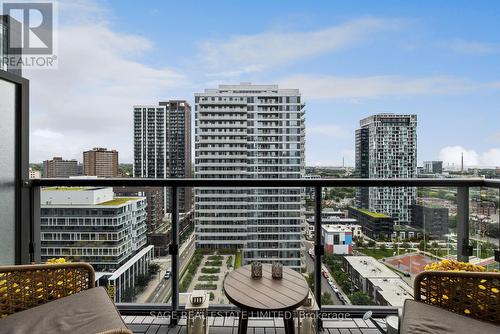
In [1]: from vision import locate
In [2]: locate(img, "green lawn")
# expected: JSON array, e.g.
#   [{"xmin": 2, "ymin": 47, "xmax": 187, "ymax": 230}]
[{"xmin": 357, "ymin": 248, "xmax": 395, "ymax": 259}]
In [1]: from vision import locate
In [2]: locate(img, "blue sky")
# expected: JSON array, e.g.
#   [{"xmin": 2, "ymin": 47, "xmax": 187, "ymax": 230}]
[{"xmin": 26, "ymin": 0, "xmax": 500, "ymax": 167}]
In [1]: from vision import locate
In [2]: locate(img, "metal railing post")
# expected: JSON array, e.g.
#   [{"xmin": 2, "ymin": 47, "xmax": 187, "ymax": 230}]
[
  {"xmin": 28, "ymin": 185, "xmax": 41, "ymax": 263},
  {"xmin": 457, "ymin": 187, "xmax": 472, "ymax": 262},
  {"xmin": 314, "ymin": 186, "xmax": 323, "ymax": 326},
  {"xmin": 169, "ymin": 186, "xmax": 179, "ymax": 326},
  {"xmin": 496, "ymin": 188, "xmax": 500, "ymax": 263}
]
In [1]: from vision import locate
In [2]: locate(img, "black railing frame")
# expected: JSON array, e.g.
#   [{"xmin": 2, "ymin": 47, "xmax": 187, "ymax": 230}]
[{"xmin": 27, "ymin": 177, "xmax": 500, "ymax": 318}]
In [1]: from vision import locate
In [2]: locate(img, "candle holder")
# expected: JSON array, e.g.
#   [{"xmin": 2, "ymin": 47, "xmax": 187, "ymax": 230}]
[
  {"xmin": 251, "ymin": 261, "xmax": 262, "ymax": 279},
  {"xmin": 272, "ymin": 262, "xmax": 283, "ymax": 280}
]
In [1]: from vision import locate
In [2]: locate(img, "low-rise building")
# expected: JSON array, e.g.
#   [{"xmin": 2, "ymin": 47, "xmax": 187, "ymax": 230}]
[
  {"xmin": 321, "ymin": 224, "xmax": 359, "ymax": 255},
  {"xmin": 29, "ymin": 167, "xmax": 41, "ymax": 179},
  {"xmin": 392, "ymin": 224, "xmax": 421, "ymax": 240},
  {"xmin": 40, "ymin": 187, "xmax": 147, "ymax": 272},
  {"xmin": 471, "ymin": 199, "xmax": 497, "ymax": 217},
  {"xmin": 368, "ymin": 278, "xmax": 414, "ymax": 307},
  {"xmin": 305, "ymin": 217, "xmax": 358, "ymax": 240},
  {"xmin": 343, "ymin": 256, "xmax": 413, "ymax": 306},
  {"xmin": 347, "ymin": 207, "xmax": 394, "ymax": 239}
]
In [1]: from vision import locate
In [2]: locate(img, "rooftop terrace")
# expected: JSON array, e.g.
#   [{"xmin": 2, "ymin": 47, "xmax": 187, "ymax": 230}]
[{"xmin": 350, "ymin": 208, "xmax": 390, "ymax": 219}]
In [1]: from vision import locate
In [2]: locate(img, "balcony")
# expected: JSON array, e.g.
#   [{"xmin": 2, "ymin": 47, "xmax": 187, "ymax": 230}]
[
  {"xmin": 2, "ymin": 176, "xmax": 500, "ymax": 333},
  {"xmin": 1, "ymin": 71, "xmax": 499, "ymax": 333}
]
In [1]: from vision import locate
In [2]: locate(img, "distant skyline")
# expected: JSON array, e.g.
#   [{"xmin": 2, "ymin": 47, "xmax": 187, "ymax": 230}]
[{"xmin": 24, "ymin": 0, "xmax": 500, "ymax": 167}]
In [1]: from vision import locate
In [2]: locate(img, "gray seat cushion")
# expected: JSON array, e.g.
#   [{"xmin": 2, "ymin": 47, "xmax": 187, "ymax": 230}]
[
  {"xmin": 401, "ymin": 299, "xmax": 499, "ymax": 334},
  {"xmin": 0, "ymin": 287, "xmax": 129, "ymax": 334}
]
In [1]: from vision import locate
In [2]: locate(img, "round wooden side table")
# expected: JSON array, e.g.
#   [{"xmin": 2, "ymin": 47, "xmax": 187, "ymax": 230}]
[{"xmin": 224, "ymin": 264, "xmax": 309, "ymax": 334}]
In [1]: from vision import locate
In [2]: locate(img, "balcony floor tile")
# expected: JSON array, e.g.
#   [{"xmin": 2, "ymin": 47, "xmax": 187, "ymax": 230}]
[{"xmin": 125, "ymin": 316, "xmax": 384, "ymax": 334}]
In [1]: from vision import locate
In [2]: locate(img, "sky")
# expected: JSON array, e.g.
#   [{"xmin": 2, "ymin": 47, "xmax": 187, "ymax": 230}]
[{"xmin": 24, "ymin": 0, "xmax": 500, "ymax": 168}]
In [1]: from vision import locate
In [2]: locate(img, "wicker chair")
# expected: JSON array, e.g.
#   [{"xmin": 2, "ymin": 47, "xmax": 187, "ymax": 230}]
[
  {"xmin": 0, "ymin": 263, "xmax": 132, "ymax": 334},
  {"xmin": 414, "ymin": 270, "xmax": 500, "ymax": 324},
  {"xmin": 400, "ymin": 270, "xmax": 500, "ymax": 333}
]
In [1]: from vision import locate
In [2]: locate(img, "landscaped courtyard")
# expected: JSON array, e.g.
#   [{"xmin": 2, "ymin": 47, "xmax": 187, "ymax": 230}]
[{"xmin": 179, "ymin": 249, "xmax": 240, "ymax": 304}]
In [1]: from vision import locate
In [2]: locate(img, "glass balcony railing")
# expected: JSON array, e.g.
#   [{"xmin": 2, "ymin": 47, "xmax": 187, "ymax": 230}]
[{"xmin": 2, "ymin": 176, "xmax": 499, "ymax": 332}]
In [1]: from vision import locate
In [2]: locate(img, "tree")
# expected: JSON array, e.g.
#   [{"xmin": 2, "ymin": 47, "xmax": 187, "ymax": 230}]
[
  {"xmin": 367, "ymin": 240, "xmax": 376, "ymax": 248},
  {"xmin": 448, "ymin": 215, "xmax": 457, "ymax": 229},
  {"xmin": 148, "ymin": 263, "xmax": 160, "ymax": 276},
  {"xmin": 306, "ymin": 273, "xmax": 314, "ymax": 291},
  {"xmin": 321, "ymin": 292, "xmax": 333, "ymax": 305},
  {"xmin": 431, "ymin": 241, "xmax": 439, "ymax": 250},
  {"xmin": 418, "ymin": 240, "xmax": 429, "ymax": 251},
  {"xmin": 349, "ymin": 292, "xmax": 374, "ymax": 305},
  {"xmin": 401, "ymin": 242, "xmax": 410, "ymax": 250},
  {"xmin": 379, "ymin": 243, "xmax": 386, "ymax": 251},
  {"xmin": 136, "ymin": 274, "xmax": 149, "ymax": 288},
  {"xmin": 486, "ymin": 224, "xmax": 499, "ymax": 238}
]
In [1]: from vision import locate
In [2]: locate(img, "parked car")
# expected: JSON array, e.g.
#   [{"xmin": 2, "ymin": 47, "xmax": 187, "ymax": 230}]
[
  {"xmin": 164, "ymin": 271, "xmax": 171, "ymax": 279},
  {"xmin": 327, "ymin": 279, "xmax": 334, "ymax": 286},
  {"xmin": 403, "ymin": 272, "xmax": 411, "ymax": 277},
  {"xmin": 322, "ymin": 270, "xmax": 328, "ymax": 278},
  {"xmin": 332, "ymin": 285, "xmax": 339, "ymax": 293}
]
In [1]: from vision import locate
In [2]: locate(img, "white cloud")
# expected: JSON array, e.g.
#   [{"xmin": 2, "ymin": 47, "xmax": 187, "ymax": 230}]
[
  {"xmin": 308, "ymin": 125, "xmax": 349, "ymax": 138},
  {"xmin": 278, "ymin": 74, "xmax": 500, "ymax": 100},
  {"xmin": 438, "ymin": 146, "xmax": 500, "ymax": 167},
  {"xmin": 199, "ymin": 18, "xmax": 399, "ymax": 76},
  {"xmin": 25, "ymin": 2, "xmax": 187, "ymax": 162},
  {"xmin": 446, "ymin": 39, "xmax": 500, "ymax": 55}
]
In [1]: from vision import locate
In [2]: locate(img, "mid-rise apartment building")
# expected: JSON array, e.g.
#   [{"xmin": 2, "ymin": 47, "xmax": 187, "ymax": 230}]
[
  {"xmin": 423, "ymin": 161, "xmax": 443, "ymax": 174},
  {"xmin": 43, "ymin": 156, "xmax": 82, "ymax": 178},
  {"xmin": 194, "ymin": 83, "xmax": 305, "ymax": 269},
  {"xmin": 355, "ymin": 114, "xmax": 417, "ymax": 223},
  {"xmin": 114, "ymin": 186, "xmax": 164, "ymax": 233},
  {"xmin": 40, "ymin": 187, "xmax": 147, "ymax": 271},
  {"xmin": 348, "ymin": 207, "xmax": 395, "ymax": 239},
  {"xmin": 411, "ymin": 204, "xmax": 449, "ymax": 238},
  {"xmin": 83, "ymin": 147, "xmax": 119, "ymax": 177},
  {"xmin": 133, "ymin": 101, "xmax": 192, "ymax": 213}
]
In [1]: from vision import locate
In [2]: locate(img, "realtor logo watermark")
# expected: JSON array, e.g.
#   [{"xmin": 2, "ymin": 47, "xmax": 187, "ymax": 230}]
[{"xmin": 1, "ymin": 0, "xmax": 58, "ymax": 69}]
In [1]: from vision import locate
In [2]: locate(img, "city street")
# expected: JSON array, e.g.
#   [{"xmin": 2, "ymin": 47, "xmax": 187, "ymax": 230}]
[
  {"xmin": 304, "ymin": 241, "xmax": 345, "ymax": 305},
  {"xmin": 142, "ymin": 234, "xmax": 196, "ymax": 303}
]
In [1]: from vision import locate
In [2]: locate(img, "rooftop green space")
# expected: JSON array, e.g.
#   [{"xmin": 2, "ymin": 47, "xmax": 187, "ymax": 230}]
[
  {"xmin": 44, "ymin": 187, "xmax": 87, "ymax": 191},
  {"xmin": 351, "ymin": 207, "xmax": 390, "ymax": 218},
  {"xmin": 98, "ymin": 197, "xmax": 138, "ymax": 206}
]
